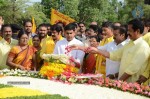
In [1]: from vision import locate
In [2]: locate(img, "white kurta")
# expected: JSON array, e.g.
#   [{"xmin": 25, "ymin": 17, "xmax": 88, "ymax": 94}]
[
  {"xmin": 54, "ymin": 38, "xmax": 85, "ymax": 66},
  {"xmin": 98, "ymin": 39, "xmax": 129, "ymax": 76}
]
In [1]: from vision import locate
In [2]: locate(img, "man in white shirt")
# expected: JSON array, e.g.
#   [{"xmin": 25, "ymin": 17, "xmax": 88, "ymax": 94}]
[
  {"xmin": 0, "ymin": 24, "xmax": 18, "ymax": 69},
  {"xmin": 54, "ymin": 23, "xmax": 85, "ymax": 70},
  {"xmin": 70, "ymin": 19, "xmax": 150, "ymax": 83},
  {"xmin": 97, "ymin": 27, "xmax": 129, "ymax": 79}
]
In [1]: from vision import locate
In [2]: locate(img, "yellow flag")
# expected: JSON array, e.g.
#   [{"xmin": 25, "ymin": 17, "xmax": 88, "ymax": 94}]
[
  {"xmin": 31, "ymin": 16, "xmax": 36, "ymax": 33},
  {"xmin": 50, "ymin": 8, "xmax": 75, "ymax": 25}
]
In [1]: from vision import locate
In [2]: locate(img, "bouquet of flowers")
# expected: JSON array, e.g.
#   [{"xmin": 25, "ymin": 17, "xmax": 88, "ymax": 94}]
[{"xmin": 40, "ymin": 54, "xmax": 79, "ymax": 79}]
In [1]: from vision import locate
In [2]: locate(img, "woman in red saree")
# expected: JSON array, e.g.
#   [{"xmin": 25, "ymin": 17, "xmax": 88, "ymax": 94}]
[
  {"xmin": 6, "ymin": 30, "xmax": 37, "ymax": 70},
  {"xmin": 82, "ymin": 53, "xmax": 96, "ymax": 73},
  {"xmin": 82, "ymin": 36, "xmax": 100, "ymax": 74}
]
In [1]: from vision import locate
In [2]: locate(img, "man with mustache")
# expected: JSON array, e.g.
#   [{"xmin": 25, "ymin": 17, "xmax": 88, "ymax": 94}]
[
  {"xmin": 95, "ymin": 21, "xmax": 114, "ymax": 76},
  {"xmin": 51, "ymin": 24, "xmax": 63, "ymax": 43},
  {"xmin": 137, "ymin": 19, "xmax": 150, "ymax": 85},
  {"xmin": 24, "ymin": 20, "xmax": 37, "ymax": 46},
  {"xmin": 23, "ymin": 20, "xmax": 35, "ymax": 38},
  {"xmin": 97, "ymin": 26, "xmax": 129, "ymax": 79},
  {"xmin": 0, "ymin": 24, "xmax": 18, "ymax": 69},
  {"xmin": 88, "ymin": 19, "xmax": 150, "ymax": 83},
  {"xmin": 38, "ymin": 23, "xmax": 48, "ymax": 46},
  {"xmin": 45, "ymin": 23, "xmax": 52, "ymax": 36},
  {"xmin": 28, "ymin": 23, "xmax": 48, "ymax": 46},
  {"xmin": 40, "ymin": 24, "xmax": 63, "ymax": 57},
  {"xmin": 76, "ymin": 22, "xmax": 86, "ymax": 42},
  {"xmin": 70, "ymin": 19, "xmax": 150, "ymax": 83}
]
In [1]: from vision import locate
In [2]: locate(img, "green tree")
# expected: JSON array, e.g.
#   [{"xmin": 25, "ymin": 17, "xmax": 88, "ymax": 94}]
[
  {"xmin": 78, "ymin": 0, "xmax": 119, "ymax": 25},
  {"xmin": 0, "ymin": 0, "xmax": 49, "ymax": 26},
  {"xmin": 143, "ymin": 5, "xmax": 150, "ymax": 18},
  {"xmin": 41, "ymin": 0, "xmax": 79, "ymax": 23},
  {"xmin": 41, "ymin": 0, "xmax": 120, "ymax": 25},
  {"xmin": 23, "ymin": 2, "xmax": 49, "ymax": 26},
  {"xmin": 61, "ymin": 0, "xmax": 79, "ymax": 20},
  {"xmin": 0, "ymin": 0, "xmax": 29, "ymax": 24},
  {"xmin": 41, "ymin": 0, "xmax": 60, "ymax": 18},
  {"xmin": 118, "ymin": 0, "xmax": 150, "ymax": 23}
]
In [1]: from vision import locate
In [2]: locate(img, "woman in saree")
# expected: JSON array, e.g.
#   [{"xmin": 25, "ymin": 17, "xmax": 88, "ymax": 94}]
[
  {"xmin": 6, "ymin": 30, "xmax": 37, "ymax": 70},
  {"xmin": 82, "ymin": 36, "xmax": 100, "ymax": 74},
  {"xmin": 32, "ymin": 35, "xmax": 43, "ymax": 71}
]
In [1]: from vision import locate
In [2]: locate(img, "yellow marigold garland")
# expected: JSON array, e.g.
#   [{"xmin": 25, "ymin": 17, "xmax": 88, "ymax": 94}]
[{"xmin": 40, "ymin": 62, "xmax": 79, "ymax": 79}]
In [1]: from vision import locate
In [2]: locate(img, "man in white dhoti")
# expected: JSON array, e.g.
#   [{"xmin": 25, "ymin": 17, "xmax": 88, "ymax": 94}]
[{"xmin": 54, "ymin": 23, "xmax": 85, "ymax": 70}]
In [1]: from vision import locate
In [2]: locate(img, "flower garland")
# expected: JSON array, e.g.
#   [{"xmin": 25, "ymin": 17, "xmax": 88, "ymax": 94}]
[
  {"xmin": 40, "ymin": 54, "xmax": 79, "ymax": 79},
  {"xmin": 0, "ymin": 69, "xmax": 150, "ymax": 97},
  {"xmin": 53, "ymin": 73, "xmax": 150, "ymax": 97},
  {"xmin": 40, "ymin": 62, "xmax": 78, "ymax": 79},
  {"xmin": 0, "ymin": 69, "xmax": 43, "ymax": 78}
]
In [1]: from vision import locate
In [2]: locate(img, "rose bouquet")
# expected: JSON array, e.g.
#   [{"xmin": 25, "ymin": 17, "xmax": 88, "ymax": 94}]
[{"xmin": 40, "ymin": 54, "xmax": 79, "ymax": 79}]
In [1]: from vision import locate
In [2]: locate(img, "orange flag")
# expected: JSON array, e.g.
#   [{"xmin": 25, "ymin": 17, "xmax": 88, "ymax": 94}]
[
  {"xmin": 31, "ymin": 16, "xmax": 36, "ymax": 33},
  {"xmin": 50, "ymin": 8, "xmax": 75, "ymax": 25}
]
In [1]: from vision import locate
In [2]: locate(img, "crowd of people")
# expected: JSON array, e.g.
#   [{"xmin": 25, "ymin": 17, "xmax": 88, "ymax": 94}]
[{"xmin": 0, "ymin": 15, "xmax": 150, "ymax": 86}]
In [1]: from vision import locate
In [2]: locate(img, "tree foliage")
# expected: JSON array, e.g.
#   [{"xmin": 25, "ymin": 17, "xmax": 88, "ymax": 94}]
[
  {"xmin": 118, "ymin": 0, "xmax": 150, "ymax": 23},
  {"xmin": 0, "ymin": 0, "xmax": 29, "ymax": 24},
  {"xmin": 41, "ymin": 0, "xmax": 60, "ymax": 18},
  {"xmin": 0, "ymin": 0, "xmax": 49, "ymax": 26},
  {"xmin": 78, "ymin": 0, "xmax": 119, "ymax": 25},
  {"xmin": 41, "ymin": 0, "xmax": 120, "ymax": 25},
  {"xmin": 62, "ymin": 0, "xmax": 79, "ymax": 20},
  {"xmin": 23, "ymin": 2, "xmax": 49, "ymax": 26},
  {"xmin": 0, "ymin": 0, "xmax": 149, "ymax": 26},
  {"xmin": 41, "ymin": 0, "xmax": 79, "ymax": 21},
  {"xmin": 41, "ymin": 0, "xmax": 150, "ymax": 25}
]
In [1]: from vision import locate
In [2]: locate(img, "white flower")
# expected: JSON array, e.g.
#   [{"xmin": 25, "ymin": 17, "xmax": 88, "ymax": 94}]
[
  {"xmin": 51, "ymin": 54, "xmax": 60, "ymax": 59},
  {"xmin": 13, "ymin": 71, "xmax": 18, "ymax": 75},
  {"xmin": 10, "ymin": 69, "xmax": 15, "ymax": 72},
  {"xmin": 6, "ymin": 72, "xmax": 14, "ymax": 75},
  {"xmin": 59, "ymin": 58, "xmax": 69, "ymax": 64},
  {"xmin": 22, "ymin": 73, "xmax": 26, "ymax": 76},
  {"xmin": 2, "ymin": 69, "xmax": 10, "ymax": 72},
  {"xmin": 42, "ymin": 54, "xmax": 50, "ymax": 60}
]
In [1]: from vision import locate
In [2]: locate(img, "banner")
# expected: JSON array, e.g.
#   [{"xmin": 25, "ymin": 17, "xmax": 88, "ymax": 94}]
[
  {"xmin": 50, "ymin": 8, "xmax": 75, "ymax": 25},
  {"xmin": 31, "ymin": 16, "xmax": 36, "ymax": 33}
]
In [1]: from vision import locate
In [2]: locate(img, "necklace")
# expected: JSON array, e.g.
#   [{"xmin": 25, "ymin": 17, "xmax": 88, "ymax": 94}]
[{"xmin": 20, "ymin": 45, "xmax": 28, "ymax": 50}]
